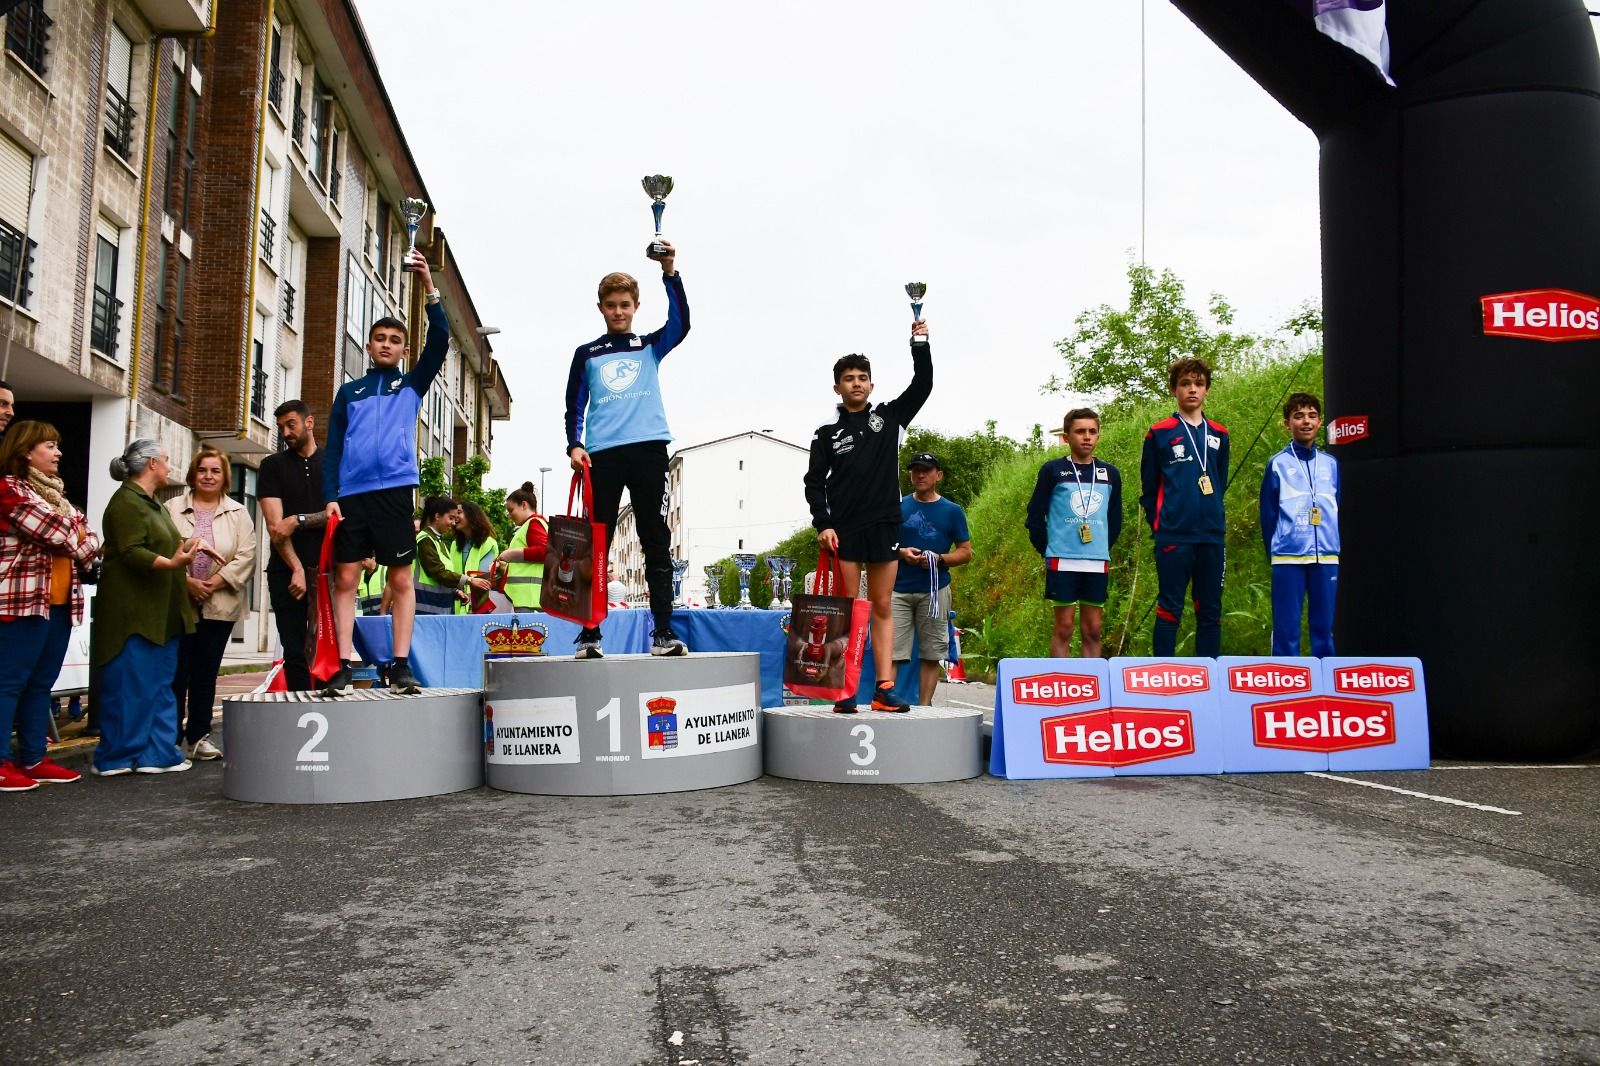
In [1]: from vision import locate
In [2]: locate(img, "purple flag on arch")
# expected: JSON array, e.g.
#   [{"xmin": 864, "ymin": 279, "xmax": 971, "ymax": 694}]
[{"xmin": 1289, "ymin": 0, "xmax": 1394, "ymax": 86}]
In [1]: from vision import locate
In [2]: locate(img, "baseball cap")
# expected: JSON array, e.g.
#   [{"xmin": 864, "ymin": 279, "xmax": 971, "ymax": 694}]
[{"xmin": 906, "ymin": 451, "xmax": 941, "ymax": 470}]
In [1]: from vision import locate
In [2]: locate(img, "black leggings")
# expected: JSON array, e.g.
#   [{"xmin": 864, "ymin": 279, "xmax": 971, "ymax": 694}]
[
  {"xmin": 173, "ymin": 618, "xmax": 235, "ymax": 745},
  {"xmin": 590, "ymin": 441, "xmax": 674, "ymax": 628}
]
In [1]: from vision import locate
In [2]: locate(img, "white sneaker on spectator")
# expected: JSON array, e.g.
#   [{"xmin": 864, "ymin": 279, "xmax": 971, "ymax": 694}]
[
  {"xmin": 135, "ymin": 759, "xmax": 192, "ymax": 774},
  {"xmin": 189, "ymin": 736, "xmax": 222, "ymax": 761}
]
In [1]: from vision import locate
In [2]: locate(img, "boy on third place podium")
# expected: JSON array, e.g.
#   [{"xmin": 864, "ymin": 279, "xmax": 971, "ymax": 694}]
[
  {"xmin": 1260, "ymin": 391, "xmax": 1340, "ymax": 656},
  {"xmin": 563, "ymin": 242, "xmax": 689, "ymax": 660}
]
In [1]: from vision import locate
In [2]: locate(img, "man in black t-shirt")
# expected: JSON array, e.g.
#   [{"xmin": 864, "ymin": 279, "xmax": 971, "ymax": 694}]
[{"xmin": 257, "ymin": 400, "xmax": 327, "ymax": 692}]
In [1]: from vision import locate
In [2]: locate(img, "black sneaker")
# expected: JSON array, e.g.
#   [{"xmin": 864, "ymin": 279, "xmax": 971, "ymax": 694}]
[
  {"xmin": 573, "ymin": 627, "xmax": 604, "ymax": 660},
  {"xmin": 651, "ymin": 627, "xmax": 687, "ymax": 656},
  {"xmin": 388, "ymin": 660, "xmax": 422, "ymax": 695},
  {"xmin": 317, "ymin": 661, "xmax": 353, "ymax": 698},
  {"xmin": 832, "ymin": 699, "xmax": 858, "ymax": 714}
]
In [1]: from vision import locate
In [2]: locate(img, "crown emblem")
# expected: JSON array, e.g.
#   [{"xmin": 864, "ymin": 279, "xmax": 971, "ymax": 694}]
[
  {"xmin": 646, "ymin": 696, "xmax": 678, "ymax": 715},
  {"xmin": 483, "ymin": 619, "xmax": 549, "ymax": 658}
]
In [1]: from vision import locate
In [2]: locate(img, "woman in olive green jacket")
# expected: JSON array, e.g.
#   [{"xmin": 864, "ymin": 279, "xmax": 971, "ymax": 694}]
[{"xmin": 91, "ymin": 439, "xmax": 203, "ymax": 777}]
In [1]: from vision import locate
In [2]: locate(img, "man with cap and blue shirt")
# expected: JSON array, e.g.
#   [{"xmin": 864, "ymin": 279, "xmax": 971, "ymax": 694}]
[{"xmin": 891, "ymin": 451, "xmax": 972, "ymax": 705}]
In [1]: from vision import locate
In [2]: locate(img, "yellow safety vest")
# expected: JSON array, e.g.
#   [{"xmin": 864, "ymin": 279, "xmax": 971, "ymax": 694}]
[
  {"xmin": 357, "ymin": 564, "xmax": 388, "ymax": 615},
  {"xmin": 505, "ymin": 515, "xmax": 548, "ymax": 610},
  {"xmin": 414, "ymin": 527, "xmax": 461, "ymax": 615},
  {"xmin": 454, "ymin": 536, "xmax": 500, "ymax": 615}
]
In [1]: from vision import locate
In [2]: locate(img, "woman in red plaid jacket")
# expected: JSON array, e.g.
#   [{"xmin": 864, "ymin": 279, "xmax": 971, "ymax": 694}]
[{"xmin": 0, "ymin": 421, "xmax": 102, "ymax": 792}]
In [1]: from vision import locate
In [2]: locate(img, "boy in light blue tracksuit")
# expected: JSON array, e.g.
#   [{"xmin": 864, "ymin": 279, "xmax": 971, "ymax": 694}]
[{"xmin": 1259, "ymin": 391, "xmax": 1340, "ymax": 656}]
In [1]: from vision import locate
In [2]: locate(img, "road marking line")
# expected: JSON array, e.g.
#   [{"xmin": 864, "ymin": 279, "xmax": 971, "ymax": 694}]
[
  {"xmin": 1304, "ymin": 772, "xmax": 1522, "ymax": 815},
  {"xmin": 945, "ymin": 699, "xmax": 992, "ymax": 711},
  {"xmin": 1430, "ymin": 764, "xmax": 1595, "ymax": 771}
]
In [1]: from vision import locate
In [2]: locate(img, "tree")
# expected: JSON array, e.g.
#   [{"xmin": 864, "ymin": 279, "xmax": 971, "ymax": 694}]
[
  {"xmin": 1046, "ymin": 260, "xmax": 1261, "ymax": 408},
  {"xmin": 419, "ymin": 454, "xmax": 514, "ymax": 545},
  {"xmin": 897, "ymin": 420, "xmax": 1039, "ymax": 509}
]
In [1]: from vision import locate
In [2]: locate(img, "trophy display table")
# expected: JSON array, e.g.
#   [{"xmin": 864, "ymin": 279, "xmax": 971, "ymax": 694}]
[
  {"xmin": 763, "ymin": 705, "xmax": 984, "ymax": 784},
  {"xmin": 222, "ymin": 688, "xmax": 483, "ymax": 804},
  {"xmin": 485, "ymin": 652, "xmax": 762, "ymax": 796}
]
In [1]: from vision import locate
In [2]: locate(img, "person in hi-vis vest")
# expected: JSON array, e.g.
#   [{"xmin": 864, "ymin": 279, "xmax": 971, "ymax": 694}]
[
  {"xmin": 494, "ymin": 482, "xmax": 548, "ymax": 611},
  {"xmin": 454, "ymin": 500, "xmax": 500, "ymax": 614},
  {"xmin": 356, "ymin": 557, "xmax": 389, "ymax": 615},
  {"xmin": 414, "ymin": 496, "xmax": 486, "ymax": 614}
]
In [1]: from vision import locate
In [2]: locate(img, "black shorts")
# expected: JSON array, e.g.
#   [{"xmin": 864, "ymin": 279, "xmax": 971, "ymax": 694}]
[
  {"xmin": 836, "ymin": 521, "xmax": 900, "ymax": 565},
  {"xmin": 1045, "ymin": 568, "xmax": 1109, "ymax": 607},
  {"xmin": 335, "ymin": 486, "xmax": 416, "ymax": 567}
]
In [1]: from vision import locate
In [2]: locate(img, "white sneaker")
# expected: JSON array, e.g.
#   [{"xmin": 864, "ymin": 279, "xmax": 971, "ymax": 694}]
[
  {"xmin": 89, "ymin": 765, "xmax": 133, "ymax": 777},
  {"xmin": 135, "ymin": 759, "xmax": 192, "ymax": 774},
  {"xmin": 189, "ymin": 736, "xmax": 223, "ymax": 761}
]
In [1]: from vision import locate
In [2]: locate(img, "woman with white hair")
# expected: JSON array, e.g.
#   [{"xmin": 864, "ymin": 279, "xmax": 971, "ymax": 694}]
[{"xmin": 91, "ymin": 439, "xmax": 207, "ymax": 776}]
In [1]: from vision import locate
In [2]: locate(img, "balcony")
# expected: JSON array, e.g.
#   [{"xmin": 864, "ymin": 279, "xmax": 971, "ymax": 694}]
[
  {"xmin": 91, "ymin": 285, "xmax": 123, "ymax": 358},
  {"xmin": 267, "ymin": 66, "xmax": 284, "ymax": 112},
  {"xmin": 5, "ymin": 0, "xmax": 50, "ymax": 79},
  {"xmin": 129, "ymin": 0, "xmax": 209, "ymax": 35},
  {"xmin": 0, "ymin": 219, "xmax": 37, "ymax": 309},
  {"xmin": 104, "ymin": 86, "xmax": 135, "ymax": 159},
  {"xmin": 282, "ymin": 279, "xmax": 296, "ymax": 326},
  {"xmin": 259, "ymin": 209, "xmax": 276, "ymax": 264}
]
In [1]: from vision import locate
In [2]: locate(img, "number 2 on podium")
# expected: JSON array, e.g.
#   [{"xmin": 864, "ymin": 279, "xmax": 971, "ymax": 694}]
[{"xmin": 596, "ymin": 698, "xmax": 621, "ymax": 754}]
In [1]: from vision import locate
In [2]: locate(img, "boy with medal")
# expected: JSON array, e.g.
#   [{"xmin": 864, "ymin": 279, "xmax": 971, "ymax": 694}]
[
  {"xmin": 1259, "ymin": 392, "xmax": 1340, "ymax": 655},
  {"xmin": 1140, "ymin": 358, "xmax": 1230, "ymax": 657},
  {"xmin": 1026, "ymin": 408, "xmax": 1122, "ymax": 657}
]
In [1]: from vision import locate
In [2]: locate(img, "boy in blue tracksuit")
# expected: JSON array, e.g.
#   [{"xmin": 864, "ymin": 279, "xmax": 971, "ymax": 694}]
[
  {"xmin": 564, "ymin": 241, "xmax": 689, "ymax": 659},
  {"xmin": 1140, "ymin": 358, "xmax": 1230, "ymax": 657},
  {"xmin": 1026, "ymin": 408, "xmax": 1122, "ymax": 658},
  {"xmin": 318, "ymin": 248, "xmax": 447, "ymax": 696},
  {"xmin": 1259, "ymin": 391, "xmax": 1340, "ymax": 656}
]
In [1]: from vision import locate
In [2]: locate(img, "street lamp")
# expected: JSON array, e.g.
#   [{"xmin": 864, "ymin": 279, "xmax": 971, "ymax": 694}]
[
  {"xmin": 539, "ymin": 466, "xmax": 552, "ymax": 510},
  {"xmin": 474, "ymin": 326, "xmax": 500, "ymax": 456}
]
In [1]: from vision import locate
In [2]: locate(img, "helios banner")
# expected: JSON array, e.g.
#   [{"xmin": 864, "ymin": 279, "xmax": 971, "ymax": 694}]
[{"xmin": 1481, "ymin": 289, "xmax": 1600, "ymax": 342}]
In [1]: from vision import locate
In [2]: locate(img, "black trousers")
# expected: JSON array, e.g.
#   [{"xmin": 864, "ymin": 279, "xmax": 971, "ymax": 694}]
[
  {"xmin": 173, "ymin": 618, "xmax": 234, "ymax": 745},
  {"xmin": 590, "ymin": 441, "xmax": 674, "ymax": 629},
  {"xmin": 267, "ymin": 567, "xmax": 313, "ymax": 692}
]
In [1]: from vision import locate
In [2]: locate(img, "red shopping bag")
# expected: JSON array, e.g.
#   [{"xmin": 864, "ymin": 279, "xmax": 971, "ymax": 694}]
[
  {"xmin": 468, "ymin": 569, "xmax": 514, "ymax": 615},
  {"xmin": 539, "ymin": 463, "xmax": 608, "ymax": 627},
  {"xmin": 309, "ymin": 511, "xmax": 343, "ymax": 685},
  {"xmin": 782, "ymin": 548, "xmax": 869, "ymax": 702}
]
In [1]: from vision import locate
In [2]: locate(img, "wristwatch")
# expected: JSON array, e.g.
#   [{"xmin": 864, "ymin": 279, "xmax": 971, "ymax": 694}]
[
  {"xmin": 296, "ymin": 513, "xmax": 306, "ymax": 525},
  {"xmin": 426, "ymin": 289, "xmax": 441, "ymax": 303}
]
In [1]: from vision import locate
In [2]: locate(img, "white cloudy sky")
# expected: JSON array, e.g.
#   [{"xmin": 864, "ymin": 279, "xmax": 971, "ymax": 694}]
[{"xmin": 360, "ymin": 1, "xmax": 1322, "ymax": 493}]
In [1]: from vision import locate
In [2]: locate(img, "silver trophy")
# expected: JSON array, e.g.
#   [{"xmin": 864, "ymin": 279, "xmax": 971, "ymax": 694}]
[
  {"xmin": 670, "ymin": 558, "xmax": 689, "ymax": 607},
  {"xmin": 703, "ymin": 563, "xmax": 723, "ymax": 608},
  {"xmin": 400, "ymin": 197, "xmax": 429, "ymax": 268},
  {"xmin": 732, "ymin": 553, "xmax": 758, "ymax": 609},
  {"xmin": 642, "ymin": 175, "xmax": 674, "ymax": 258},
  {"xmin": 766, "ymin": 555, "xmax": 795, "ymax": 609},
  {"xmin": 906, "ymin": 282, "xmax": 927, "ymax": 332}
]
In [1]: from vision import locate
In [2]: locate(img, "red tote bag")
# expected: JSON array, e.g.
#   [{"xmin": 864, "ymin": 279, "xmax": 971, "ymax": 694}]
[
  {"xmin": 309, "ymin": 511, "xmax": 343, "ymax": 686},
  {"xmin": 782, "ymin": 548, "xmax": 869, "ymax": 703},
  {"xmin": 539, "ymin": 463, "xmax": 609, "ymax": 627}
]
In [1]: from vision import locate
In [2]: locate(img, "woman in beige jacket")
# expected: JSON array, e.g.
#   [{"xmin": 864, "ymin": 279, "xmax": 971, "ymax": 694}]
[{"xmin": 165, "ymin": 447, "xmax": 256, "ymax": 760}]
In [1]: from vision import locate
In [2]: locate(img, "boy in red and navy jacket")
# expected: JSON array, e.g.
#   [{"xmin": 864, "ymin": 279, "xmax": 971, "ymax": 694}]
[{"xmin": 1139, "ymin": 358, "xmax": 1229, "ymax": 657}]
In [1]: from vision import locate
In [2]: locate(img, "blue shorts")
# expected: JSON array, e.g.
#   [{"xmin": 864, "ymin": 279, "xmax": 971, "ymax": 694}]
[{"xmin": 1045, "ymin": 569, "xmax": 1108, "ymax": 607}]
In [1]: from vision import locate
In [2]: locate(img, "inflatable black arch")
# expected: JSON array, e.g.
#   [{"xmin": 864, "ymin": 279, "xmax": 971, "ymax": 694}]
[{"xmin": 1170, "ymin": 0, "xmax": 1598, "ymax": 757}]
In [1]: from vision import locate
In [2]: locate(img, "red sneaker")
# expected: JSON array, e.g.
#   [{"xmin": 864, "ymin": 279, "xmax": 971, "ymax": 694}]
[
  {"xmin": 0, "ymin": 760, "xmax": 40, "ymax": 792},
  {"xmin": 21, "ymin": 756, "xmax": 81, "ymax": 785}
]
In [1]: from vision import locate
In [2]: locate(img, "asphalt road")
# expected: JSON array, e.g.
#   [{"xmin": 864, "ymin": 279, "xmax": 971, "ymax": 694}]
[{"xmin": 4, "ymin": 683, "xmax": 1596, "ymax": 1065}]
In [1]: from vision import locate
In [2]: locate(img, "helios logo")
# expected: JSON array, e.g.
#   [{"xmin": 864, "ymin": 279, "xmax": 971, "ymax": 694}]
[
  {"xmin": 1227, "ymin": 663, "xmax": 1312, "ymax": 695},
  {"xmin": 1012, "ymin": 672, "xmax": 1100, "ymax": 707},
  {"xmin": 1481, "ymin": 288, "xmax": 1600, "ymax": 342},
  {"xmin": 1041, "ymin": 708, "xmax": 1194, "ymax": 767},
  {"xmin": 1252, "ymin": 695, "xmax": 1395, "ymax": 753},
  {"xmin": 1123, "ymin": 662, "xmax": 1209, "ymax": 696},
  {"xmin": 1327, "ymin": 415, "xmax": 1369, "ymax": 445},
  {"xmin": 1333, "ymin": 664, "xmax": 1415, "ymax": 695}
]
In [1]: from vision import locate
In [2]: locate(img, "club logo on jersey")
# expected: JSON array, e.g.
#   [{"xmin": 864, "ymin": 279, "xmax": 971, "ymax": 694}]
[
  {"xmin": 600, "ymin": 358, "xmax": 642, "ymax": 394},
  {"xmin": 1069, "ymin": 488, "xmax": 1105, "ymax": 516},
  {"xmin": 387, "ymin": 378, "xmax": 403, "ymax": 392},
  {"xmin": 1206, "ymin": 435, "xmax": 1220, "ymax": 449},
  {"xmin": 1171, "ymin": 442, "xmax": 1186, "ymax": 460},
  {"xmin": 868, "ymin": 413, "xmax": 885, "ymax": 433}
]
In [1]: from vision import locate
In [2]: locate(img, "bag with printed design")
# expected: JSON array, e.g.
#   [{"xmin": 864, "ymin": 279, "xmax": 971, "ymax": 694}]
[
  {"xmin": 539, "ymin": 463, "xmax": 608, "ymax": 627},
  {"xmin": 783, "ymin": 547, "xmax": 869, "ymax": 702},
  {"xmin": 309, "ymin": 512, "xmax": 343, "ymax": 686}
]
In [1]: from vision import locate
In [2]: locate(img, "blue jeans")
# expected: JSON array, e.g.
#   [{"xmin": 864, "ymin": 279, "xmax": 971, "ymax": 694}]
[
  {"xmin": 95, "ymin": 634, "xmax": 184, "ymax": 772},
  {"xmin": 0, "ymin": 606, "xmax": 72, "ymax": 766},
  {"xmin": 1271, "ymin": 562, "xmax": 1338, "ymax": 657}
]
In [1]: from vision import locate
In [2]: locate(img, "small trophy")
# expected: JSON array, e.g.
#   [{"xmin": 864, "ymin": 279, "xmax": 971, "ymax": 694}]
[
  {"xmin": 642, "ymin": 174, "xmax": 673, "ymax": 258},
  {"xmin": 906, "ymin": 282, "xmax": 927, "ymax": 332},
  {"xmin": 766, "ymin": 555, "xmax": 794, "ymax": 609},
  {"xmin": 703, "ymin": 563, "xmax": 723, "ymax": 609},
  {"xmin": 399, "ymin": 197, "xmax": 429, "ymax": 268},
  {"xmin": 732, "ymin": 554, "xmax": 758, "ymax": 609},
  {"xmin": 670, "ymin": 558, "xmax": 689, "ymax": 607}
]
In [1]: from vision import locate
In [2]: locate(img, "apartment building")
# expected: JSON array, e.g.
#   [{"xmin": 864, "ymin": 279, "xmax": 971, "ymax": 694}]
[
  {"xmin": 610, "ymin": 431, "xmax": 811, "ymax": 606},
  {"xmin": 0, "ymin": 0, "xmax": 510, "ymax": 653}
]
